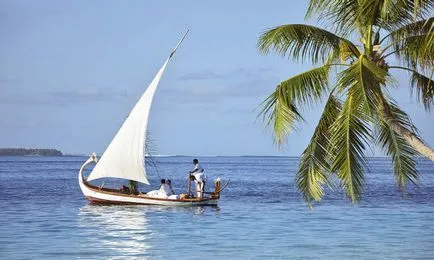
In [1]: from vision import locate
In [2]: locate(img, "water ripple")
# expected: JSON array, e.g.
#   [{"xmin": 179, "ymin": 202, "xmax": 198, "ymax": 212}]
[{"xmin": 0, "ymin": 157, "xmax": 433, "ymax": 259}]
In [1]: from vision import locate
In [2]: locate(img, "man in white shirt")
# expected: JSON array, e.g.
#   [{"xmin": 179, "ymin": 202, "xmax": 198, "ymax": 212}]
[{"xmin": 189, "ymin": 158, "xmax": 206, "ymax": 198}]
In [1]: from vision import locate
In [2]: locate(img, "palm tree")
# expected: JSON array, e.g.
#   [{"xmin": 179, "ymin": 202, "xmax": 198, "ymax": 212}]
[{"xmin": 258, "ymin": 0, "xmax": 434, "ymax": 205}]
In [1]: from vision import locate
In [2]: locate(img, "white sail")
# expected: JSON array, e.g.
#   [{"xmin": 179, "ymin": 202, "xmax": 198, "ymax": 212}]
[
  {"xmin": 86, "ymin": 59, "xmax": 169, "ymax": 184},
  {"xmin": 86, "ymin": 31, "xmax": 188, "ymax": 185}
]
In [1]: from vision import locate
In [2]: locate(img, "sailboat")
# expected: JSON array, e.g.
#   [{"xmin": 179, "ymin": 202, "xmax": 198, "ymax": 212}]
[{"xmin": 78, "ymin": 32, "xmax": 223, "ymax": 206}]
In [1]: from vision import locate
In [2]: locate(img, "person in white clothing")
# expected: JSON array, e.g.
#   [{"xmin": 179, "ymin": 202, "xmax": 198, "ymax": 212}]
[
  {"xmin": 189, "ymin": 159, "xmax": 206, "ymax": 198},
  {"xmin": 159, "ymin": 179, "xmax": 171, "ymax": 196},
  {"xmin": 146, "ymin": 179, "xmax": 170, "ymax": 198},
  {"xmin": 166, "ymin": 179, "xmax": 175, "ymax": 195}
]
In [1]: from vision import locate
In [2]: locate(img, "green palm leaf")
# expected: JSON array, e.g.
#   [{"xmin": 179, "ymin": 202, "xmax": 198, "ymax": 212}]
[
  {"xmin": 411, "ymin": 70, "xmax": 434, "ymax": 110},
  {"xmin": 392, "ymin": 32, "xmax": 434, "ymax": 70},
  {"xmin": 337, "ymin": 55, "xmax": 389, "ymax": 114},
  {"xmin": 296, "ymin": 94, "xmax": 342, "ymax": 205},
  {"xmin": 279, "ymin": 65, "xmax": 332, "ymax": 107},
  {"xmin": 376, "ymin": 101, "xmax": 419, "ymax": 187},
  {"xmin": 388, "ymin": 17, "xmax": 434, "ymax": 42},
  {"xmin": 377, "ymin": 0, "xmax": 434, "ymax": 30},
  {"xmin": 307, "ymin": 0, "xmax": 434, "ymax": 33},
  {"xmin": 329, "ymin": 95, "xmax": 372, "ymax": 202},
  {"xmin": 258, "ymin": 24, "xmax": 360, "ymax": 64},
  {"xmin": 306, "ymin": 0, "xmax": 359, "ymax": 34},
  {"xmin": 358, "ymin": 0, "xmax": 383, "ymax": 27},
  {"xmin": 329, "ymin": 56, "xmax": 393, "ymax": 202},
  {"xmin": 259, "ymin": 65, "xmax": 332, "ymax": 146},
  {"xmin": 424, "ymin": 21, "xmax": 434, "ymax": 58},
  {"xmin": 260, "ymin": 90, "xmax": 303, "ymax": 147}
]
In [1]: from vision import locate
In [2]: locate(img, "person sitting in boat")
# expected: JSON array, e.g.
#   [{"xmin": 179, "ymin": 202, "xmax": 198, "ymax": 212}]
[
  {"xmin": 167, "ymin": 179, "xmax": 175, "ymax": 195},
  {"xmin": 159, "ymin": 179, "xmax": 171, "ymax": 195},
  {"xmin": 120, "ymin": 185, "xmax": 129, "ymax": 194},
  {"xmin": 146, "ymin": 179, "xmax": 171, "ymax": 198},
  {"xmin": 166, "ymin": 179, "xmax": 180, "ymax": 199},
  {"xmin": 189, "ymin": 159, "xmax": 206, "ymax": 198}
]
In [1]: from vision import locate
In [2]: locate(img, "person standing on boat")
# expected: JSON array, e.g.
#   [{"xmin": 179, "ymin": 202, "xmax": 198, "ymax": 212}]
[{"xmin": 189, "ymin": 159, "xmax": 206, "ymax": 198}]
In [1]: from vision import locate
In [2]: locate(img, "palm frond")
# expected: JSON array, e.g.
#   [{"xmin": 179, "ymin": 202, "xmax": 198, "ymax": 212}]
[
  {"xmin": 408, "ymin": 0, "xmax": 434, "ymax": 20},
  {"xmin": 258, "ymin": 24, "xmax": 360, "ymax": 64},
  {"xmin": 387, "ymin": 17, "xmax": 434, "ymax": 43},
  {"xmin": 307, "ymin": 0, "xmax": 434, "ymax": 34},
  {"xmin": 412, "ymin": 0, "xmax": 434, "ymax": 17},
  {"xmin": 376, "ymin": 0, "xmax": 434, "ymax": 31},
  {"xmin": 328, "ymin": 55, "xmax": 390, "ymax": 202},
  {"xmin": 376, "ymin": 101, "xmax": 419, "ymax": 187},
  {"xmin": 329, "ymin": 95, "xmax": 372, "ymax": 202},
  {"xmin": 278, "ymin": 65, "xmax": 332, "ymax": 107},
  {"xmin": 411, "ymin": 70, "xmax": 434, "ymax": 110},
  {"xmin": 337, "ymin": 41, "xmax": 357, "ymax": 63},
  {"xmin": 336, "ymin": 55, "xmax": 389, "ymax": 115},
  {"xmin": 259, "ymin": 89, "xmax": 303, "ymax": 147},
  {"xmin": 258, "ymin": 65, "xmax": 334, "ymax": 146},
  {"xmin": 306, "ymin": 0, "xmax": 359, "ymax": 34},
  {"xmin": 358, "ymin": 0, "xmax": 383, "ymax": 28},
  {"xmin": 296, "ymin": 94, "xmax": 342, "ymax": 205},
  {"xmin": 385, "ymin": 16, "xmax": 434, "ymax": 67},
  {"xmin": 392, "ymin": 32, "xmax": 434, "ymax": 70},
  {"xmin": 424, "ymin": 20, "xmax": 434, "ymax": 57}
]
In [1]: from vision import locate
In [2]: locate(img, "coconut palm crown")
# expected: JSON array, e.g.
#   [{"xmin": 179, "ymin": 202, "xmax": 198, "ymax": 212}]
[{"xmin": 258, "ymin": 0, "xmax": 434, "ymax": 206}]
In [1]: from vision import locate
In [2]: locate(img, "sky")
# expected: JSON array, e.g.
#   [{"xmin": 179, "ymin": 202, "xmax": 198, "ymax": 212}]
[{"xmin": 1, "ymin": 0, "xmax": 433, "ymax": 156}]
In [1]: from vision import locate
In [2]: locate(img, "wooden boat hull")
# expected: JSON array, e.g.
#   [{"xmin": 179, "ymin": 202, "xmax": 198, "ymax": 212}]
[{"xmin": 78, "ymin": 155, "xmax": 219, "ymax": 206}]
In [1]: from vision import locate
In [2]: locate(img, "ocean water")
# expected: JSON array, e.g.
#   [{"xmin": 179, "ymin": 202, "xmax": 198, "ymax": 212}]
[{"xmin": 0, "ymin": 156, "xmax": 433, "ymax": 259}]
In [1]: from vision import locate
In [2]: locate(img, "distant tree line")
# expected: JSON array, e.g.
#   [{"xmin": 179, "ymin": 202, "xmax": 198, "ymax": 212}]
[{"xmin": 0, "ymin": 148, "xmax": 63, "ymax": 156}]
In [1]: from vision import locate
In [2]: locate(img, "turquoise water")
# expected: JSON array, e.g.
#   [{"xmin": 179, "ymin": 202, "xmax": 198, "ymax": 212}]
[{"xmin": 0, "ymin": 156, "xmax": 433, "ymax": 259}]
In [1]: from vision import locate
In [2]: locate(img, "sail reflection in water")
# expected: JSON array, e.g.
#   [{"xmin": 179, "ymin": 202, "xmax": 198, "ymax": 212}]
[{"xmin": 78, "ymin": 205, "xmax": 153, "ymax": 259}]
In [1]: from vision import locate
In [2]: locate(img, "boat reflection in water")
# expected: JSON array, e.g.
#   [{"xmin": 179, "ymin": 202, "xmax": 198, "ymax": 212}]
[{"xmin": 78, "ymin": 205, "xmax": 153, "ymax": 259}]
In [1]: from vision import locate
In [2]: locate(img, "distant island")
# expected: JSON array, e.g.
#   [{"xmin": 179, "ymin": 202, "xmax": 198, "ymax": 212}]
[{"xmin": 0, "ymin": 148, "xmax": 63, "ymax": 156}]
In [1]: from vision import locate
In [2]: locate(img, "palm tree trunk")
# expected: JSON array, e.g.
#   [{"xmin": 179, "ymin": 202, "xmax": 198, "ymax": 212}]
[
  {"xmin": 379, "ymin": 102, "xmax": 434, "ymax": 161},
  {"xmin": 388, "ymin": 122, "xmax": 434, "ymax": 161}
]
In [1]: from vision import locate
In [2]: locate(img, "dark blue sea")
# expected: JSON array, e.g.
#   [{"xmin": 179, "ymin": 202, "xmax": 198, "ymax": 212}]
[{"xmin": 0, "ymin": 156, "xmax": 433, "ymax": 259}]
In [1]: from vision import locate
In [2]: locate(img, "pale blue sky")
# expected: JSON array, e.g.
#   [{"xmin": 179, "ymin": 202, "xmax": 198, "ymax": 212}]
[{"xmin": 1, "ymin": 0, "xmax": 433, "ymax": 156}]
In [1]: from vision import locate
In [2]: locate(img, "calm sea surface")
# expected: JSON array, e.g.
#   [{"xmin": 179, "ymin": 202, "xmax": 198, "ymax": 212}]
[{"xmin": 0, "ymin": 156, "xmax": 433, "ymax": 259}]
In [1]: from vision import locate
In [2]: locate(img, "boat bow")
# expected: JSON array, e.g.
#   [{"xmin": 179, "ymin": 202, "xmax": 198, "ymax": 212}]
[{"xmin": 78, "ymin": 153, "xmax": 98, "ymax": 183}]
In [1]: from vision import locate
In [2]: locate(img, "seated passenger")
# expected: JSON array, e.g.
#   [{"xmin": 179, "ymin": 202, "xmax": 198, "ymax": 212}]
[
  {"xmin": 146, "ymin": 179, "xmax": 170, "ymax": 198},
  {"xmin": 159, "ymin": 179, "xmax": 171, "ymax": 195},
  {"xmin": 166, "ymin": 179, "xmax": 175, "ymax": 195},
  {"xmin": 166, "ymin": 179, "xmax": 179, "ymax": 199},
  {"xmin": 120, "ymin": 185, "xmax": 129, "ymax": 193}
]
